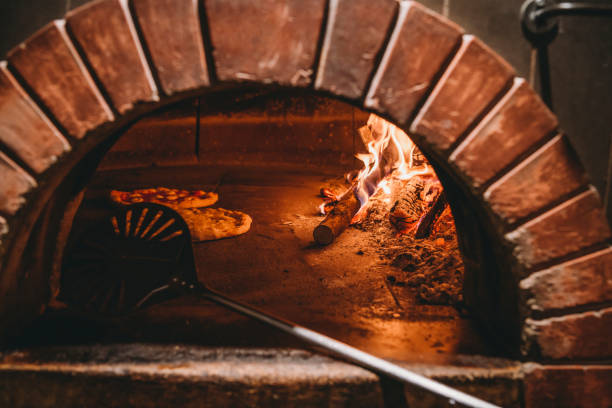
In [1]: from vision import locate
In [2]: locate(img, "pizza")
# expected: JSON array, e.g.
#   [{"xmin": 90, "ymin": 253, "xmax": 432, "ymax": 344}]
[
  {"xmin": 110, "ymin": 187, "xmax": 218, "ymax": 209},
  {"xmin": 177, "ymin": 207, "xmax": 252, "ymax": 241},
  {"xmin": 110, "ymin": 187, "xmax": 251, "ymax": 241}
]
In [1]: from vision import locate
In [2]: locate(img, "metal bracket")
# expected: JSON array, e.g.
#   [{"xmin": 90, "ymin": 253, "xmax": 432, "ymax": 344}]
[
  {"xmin": 521, "ymin": 0, "xmax": 612, "ymax": 47},
  {"xmin": 520, "ymin": 0, "xmax": 612, "ymax": 109}
]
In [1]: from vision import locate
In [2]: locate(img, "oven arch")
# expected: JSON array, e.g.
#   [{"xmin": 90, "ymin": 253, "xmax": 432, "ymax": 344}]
[{"xmin": 0, "ymin": 0, "xmax": 609, "ymax": 364}]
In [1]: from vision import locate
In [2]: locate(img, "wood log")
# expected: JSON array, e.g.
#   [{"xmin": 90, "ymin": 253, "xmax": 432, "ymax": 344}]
[
  {"xmin": 415, "ymin": 191, "xmax": 448, "ymax": 239},
  {"xmin": 389, "ymin": 177, "xmax": 425, "ymax": 233},
  {"xmin": 313, "ymin": 190, "xmax": 360, "ymax": 245}
]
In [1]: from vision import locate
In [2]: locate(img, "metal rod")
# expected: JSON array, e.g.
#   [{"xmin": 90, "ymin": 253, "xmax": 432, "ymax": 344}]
[
  {"xmin": 533, "ymin": 2, "xmax": 612, "ymax": 21},
  {"xmin": 201, "ymin": 287, "xmax": 500, "ymax": 408},
  {"xmin": 536, "ymin": 45, "xmax": 553, "ymax": 109},
  {"xmin": 520, "ymin": 0, "xmax": 612, "ymax": 108}
]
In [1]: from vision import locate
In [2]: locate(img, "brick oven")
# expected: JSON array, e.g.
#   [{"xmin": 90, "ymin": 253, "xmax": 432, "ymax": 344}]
[{"xmin": 0, "ymin": 0, "xmax": 610, "ymax": 407}]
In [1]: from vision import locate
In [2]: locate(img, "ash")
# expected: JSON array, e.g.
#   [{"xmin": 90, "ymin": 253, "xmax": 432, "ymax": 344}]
[{"xmin": 351, "ymin": 178, "xmax": 464, "ymax": 306}]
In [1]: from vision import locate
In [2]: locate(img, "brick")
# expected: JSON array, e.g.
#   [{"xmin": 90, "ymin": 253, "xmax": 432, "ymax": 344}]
[
  {"xmin": 520, "ymin": 247, "xmax": 612, "ymax": 312},
  {"xmin": 411, "ymin": 35, "xmax": 515, "ymax": 151},
  {"xmin": 205, "ymin": 0, "xmax": 326, "ymax": 86},
  {"xmin": 484, "ymin": 135, "xmax": 588, "ymax": 224},
  {"xmin": 364, "ymin": 2, "xmax": 462, "ymax": 124},
  {"xmin": 506, "ymin": 188, "xmax": 611, "ymax": 269},
  {"xmin": 314, "ymin": 0, "xmax": 397, "ymax": 99},
  {"xmin": 66, "ymin": 0, "xmax": 158, "ymax": 113},
  {"xmin": 0, "ymin": 152, "xmax": 37, "ymax": 215},
  {"xmin": 524, "ymin": 307, "xmax": 612, "ymax": 359},
  {"xmin": 450, "ymin": 78, "xmax": 558, "ymax": 187},
  {"xmin": 131, "ymin": 0, "xmax": 209, "ymax": 95},
  {"xmin": 7, "ymin": 21, "xmax": 113, "ymax": 139},
  {"xmin": 0, "ymin": 63, "xmax": 69, "ymax": 174},
  {"xmin": 524, "ymin": 365, "xmax": 612, "ymax": 408}
]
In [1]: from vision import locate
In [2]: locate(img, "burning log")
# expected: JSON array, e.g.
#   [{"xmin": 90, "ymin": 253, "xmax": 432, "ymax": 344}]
[
  {"xmin": 415, "ymin": 192, "xmax": 448, "ymax": 239},
  {"xmin": 313, "ymin": 190, "xmax": 360, "ymax": 245},
  {"xmin": 318, "ymin": 187, "xmax": 340, "ymax": 215},
  {"xmin": 389, "ymin": 177, "xmax": 425, "ymax": 234}
]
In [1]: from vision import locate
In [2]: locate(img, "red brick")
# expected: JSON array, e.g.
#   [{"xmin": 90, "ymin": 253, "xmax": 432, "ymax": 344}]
[
  {"xmin": 66, "ymin": 0, "xmax": 158, "ymax": 113},
  {"xmin": 364, "ymin": 2, "xmax": 462, "ymax": 124},
  {"xmin": 0, "ymin": 151, "xmax": 37, "ymax": 215},
  {"xmin": 524, "ymin": 308, "xmax": 612, "ymax": 359},
  {"xmin": 132, "ymin": 0, "xmax": 209, "ymax": 95},
  {"xmin": 484, "ymin": 134, "xmax": 588, "ymax": 224},
  {"xmin": 520, "ymin": 247, "xmax": 612, "ymax": 312},
  {"xmin": 314, "ymin": 0, "xmax": 397, "ymax": 99},
  {"xmin": 524, "ymin": 365, "xmax": 612, "ymax": 408},
  {"xmin": 450, "ymin": 78, "xmax": 558, "ymax": 187},
  {"xmin": 411, "ymin": 35, "xmax": 515, "ymax": 151},
  {"xmin": 0, "ymin": 63, "xmax": 69, "ymax": 174},
  {"xmin": 8, "ymin": 21, "xmax": 113, "ymax": 139},
  {"xmin": 205, "ymin": 0, "xmax": 326, "ymax": 86},
  {"xmin": 505, "ymin": 188, "xmax": 611, "ymax": 269}
]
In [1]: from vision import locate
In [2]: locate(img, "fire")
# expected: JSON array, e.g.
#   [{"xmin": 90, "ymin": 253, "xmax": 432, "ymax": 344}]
[
  {"xmin": 351, "ymin": 115, "xmax": 433, "ymax": 220},
  {"xmin": 313, "ymin": 114, "xmax": 446, "ymax": 246}
]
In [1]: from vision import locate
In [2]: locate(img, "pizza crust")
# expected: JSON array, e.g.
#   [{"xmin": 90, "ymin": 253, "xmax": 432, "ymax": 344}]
[
  {"xmin": 177, "ymin": 207, "xmax": 252, "ymax": 241},
  {"xmin": 110, "ymin": 188, "xmax": 218, "ymax": 209},
  {"xmin": 110, "ymin": 188, "xmax": 251, "ymax": 241}
]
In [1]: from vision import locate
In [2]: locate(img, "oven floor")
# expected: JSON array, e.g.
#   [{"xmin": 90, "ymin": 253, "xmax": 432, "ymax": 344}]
[{"xmin": 23, "ymin": 164, "xmax": 497, "ymax": 364}]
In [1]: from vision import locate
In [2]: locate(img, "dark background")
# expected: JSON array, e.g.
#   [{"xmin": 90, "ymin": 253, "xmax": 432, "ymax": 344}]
[{"xmin": 1, "ymin": 0, "xmax": 611, "ymax": 222}]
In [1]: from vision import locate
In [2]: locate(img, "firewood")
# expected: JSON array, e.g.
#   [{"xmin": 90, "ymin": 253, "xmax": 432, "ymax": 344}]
[
  {"xmin": 319, "ymin": 188, "xmax": 339, "ymax": 201},
  {"xmin": 415, "ymin": 191, "xmax": 448, "ymax": 239},
  {"xmin": 389, "ymin": 177, "xmax": 425, "ymax": 233},
  {"xmin": 313, "ymin": 190, "xmax": 361, "ymax": 245}
]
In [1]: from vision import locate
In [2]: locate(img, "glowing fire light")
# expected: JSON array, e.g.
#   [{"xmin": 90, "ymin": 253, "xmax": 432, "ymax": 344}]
[
  {"xmin": 351, "ymin": 115, "xmax": 432, "ymax": 220},
  {"xmin": 318, "ymin": 201, "xmax": 328, "ymax": 215}
]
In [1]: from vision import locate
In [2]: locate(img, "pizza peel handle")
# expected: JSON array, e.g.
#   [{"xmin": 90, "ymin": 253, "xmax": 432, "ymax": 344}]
[{"xmin": 180, "ymin": 282, "xmax": 499, "ymax": 408}]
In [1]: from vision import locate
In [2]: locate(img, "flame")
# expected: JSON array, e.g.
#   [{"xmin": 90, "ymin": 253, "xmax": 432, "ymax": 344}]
[
  {"xmin": 318, "ymin": 201, "xmax": 328, "ymax": 215},
  {"xmin": 351, "ymin": 115, "xmax": 432, "ymax": 219}
]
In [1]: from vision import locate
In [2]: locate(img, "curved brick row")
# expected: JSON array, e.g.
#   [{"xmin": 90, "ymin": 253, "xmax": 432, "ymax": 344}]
[
  {"xmin": 364, "ymin": 1, "xmax": 463, "ymax": 124},
  {"xmin": 0, "ymin": 62, "xmax": 70, "ymax": 173},
  {"xmin": 410, "ymin": 34, "xmax": 515, "ymax": 151},
  {"xmin": 450, "ymin": 78, "xmax": 559, "ymax": 189},
  {"xmin": 0, "ymin": 0, "xmax": 609, "ymax": 369},
  {"xmin": 0, "ymin": 152, "xmax": 37, "ymax": 215},
  {"xmin": 132, "ymin": 0, "xmax": 209, "ymax": 95},
  {"xmin": 484, "ymin": 134, "xmax": 589, "ymax": 224},
  {"xmin": 520, "ymin": 247, "xmax": 612, "ymax": 312},
  {"xmin": 207, "ymin": 0, "xmax": 326, "ymax": 86},
  {"xmin": 315, "ymin": 0, "xmax": 398, "ymax": 99},
  {"xmin": 505, "ymin": 188, "xmax": 610, "ymax": 270},
  {"xmin": 7, "ymin": 20, "xmax": 113, "ymax": 139},
  {"xmin": 524, "ymin": 365, "xmax": 612, "ymax": 408},
  {"xmin": 66, "ymin": 0, "xmax": 159, "ymax": 113},
  {"xmin": 523, "ymin": 307, "xmax": 612, "ymax": 360}
]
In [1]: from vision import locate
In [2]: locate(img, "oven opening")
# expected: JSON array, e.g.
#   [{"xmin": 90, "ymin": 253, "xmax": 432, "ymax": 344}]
[{"xmin": 16, "ymin": 90, "xmax": 498, "ymax": 365}]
